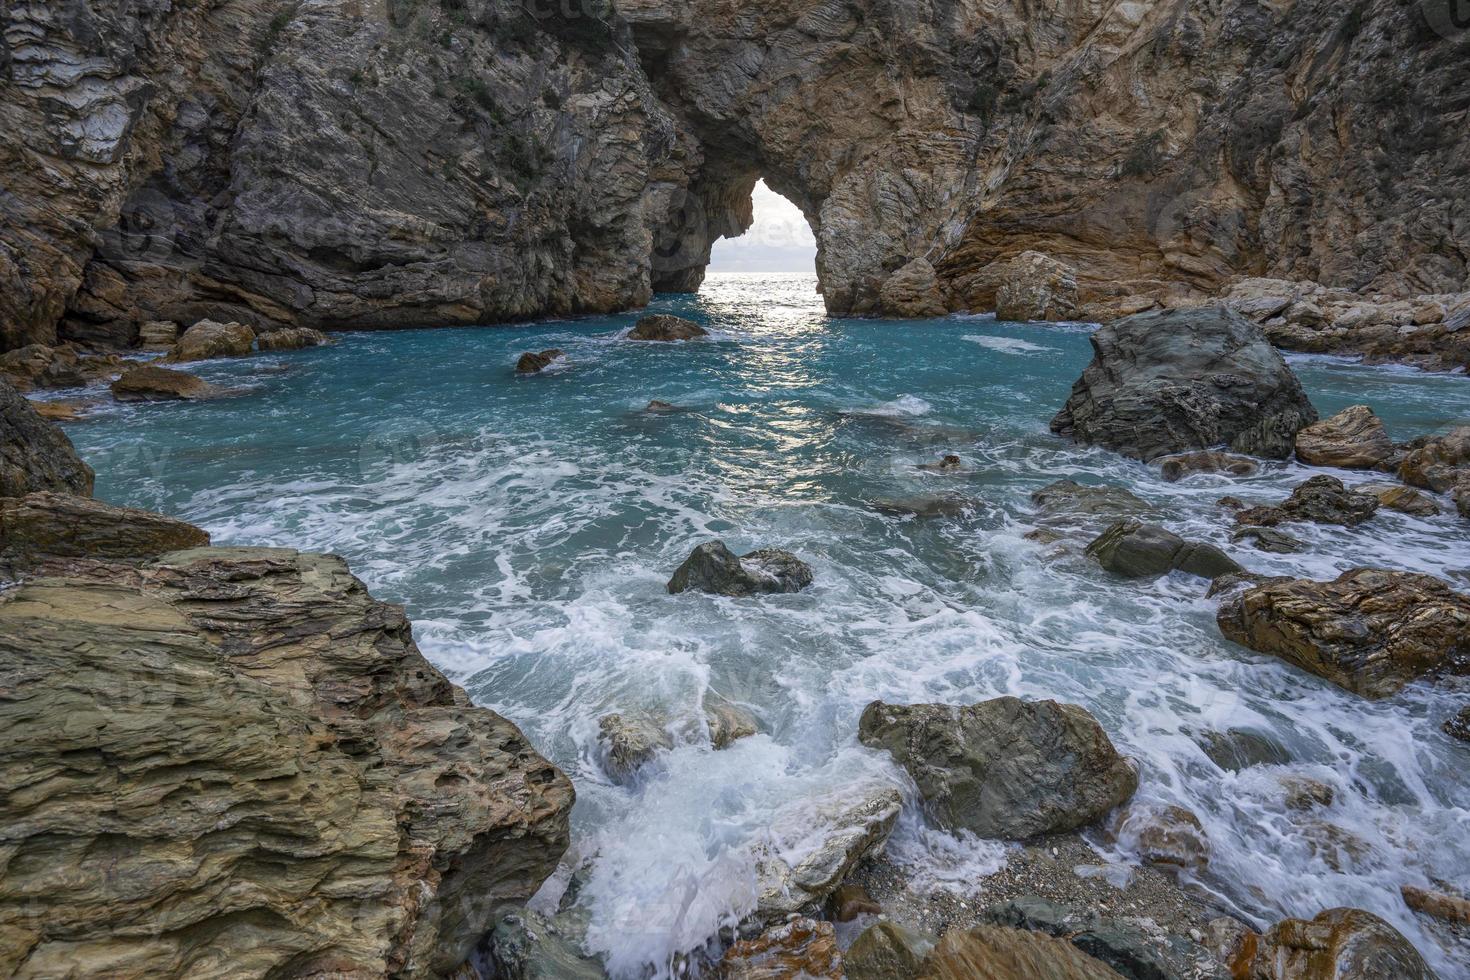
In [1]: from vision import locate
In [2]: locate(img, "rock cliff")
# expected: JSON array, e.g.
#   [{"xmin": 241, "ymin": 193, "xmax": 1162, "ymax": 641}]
[
  {"xmin": 0, "ymin": 534, "xmax": 574, "ymax": 976},
  {"xmin": 2, "ymin": 0, "xmax": 1466, "ymax": 345}
]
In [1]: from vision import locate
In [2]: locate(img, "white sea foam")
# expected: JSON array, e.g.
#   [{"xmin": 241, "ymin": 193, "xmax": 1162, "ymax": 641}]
[{"xmin": 962, "ymin": 334, "xmax": 1057, "ymax": 355}]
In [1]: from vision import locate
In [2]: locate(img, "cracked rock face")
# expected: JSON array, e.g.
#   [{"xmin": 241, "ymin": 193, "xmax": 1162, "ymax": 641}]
[
  {"xmin": 0, "ymin": 545, "xmax": 574, "ymax": 977},
  {"xmin": 0, "ymin": 381, "xmax": 94, "ymax": 497}
]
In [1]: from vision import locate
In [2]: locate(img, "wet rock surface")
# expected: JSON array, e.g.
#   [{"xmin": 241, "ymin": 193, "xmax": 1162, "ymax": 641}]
[
  {"xmin": 1229, "ymin": 907, "xmax": 1437, "ymax": 980},
  {"xmin": 717, "ymin": 917, "xmax": 843, "ymax": 979},
  {"xmin": 1108, "ymin": 803, "xmax": 1210, "ymax": 875},
  {"xmin": 516, "ymin": 349, "xmax": 565, "ymax": 374},
  {"xmin": 256, "ymin": 326, "xmax": 332, "ymax": 351},
  {"xmin": 0, "ymin": 545, "xmax": 573, "ymax": 977},
  {"xmin": 0, "ymin": 382, "xmax": 94, "ymax": 498},
  {"xmin": 628, "ymin": 314, "xmax": 708, "ymax": 342},
  {"xmin": 1030, "ymin": 481, "xmax": 1149, "ymax": 523},
  {"xmin": 110, "ymin": 364, "xmax": 214, "ymax": 402},
  {"xmin": 918, "ymin": 924, "xmax": 1125, "ymax": 980},
  {"xmin": 1444, "ymin": 706, "xmax": 1470, "ymax": 744},
  {"xmin": 0, "ymin": 345, "xmax": 124, "ymax": 392},
  {"xmin": 858, "ymin": 697, "xmax": 1137, "ymax": 839},
  {"xmin": 1158, "ymin": 451, "xmax": 1259, "ymax": 482},
  {"xmin": 1231, "ymin": 526, "xmax": 1304, "ymax": 554},
  {"xmin": 1217, "ymin": 568, "xmax": 1470, "ymax": 698},
  {"xmin": 162, "ymin": 319, "xmax": 256, "ymax": 362},
  {"xmin": 1050, "ymin": 308, "xmax": 1317, "ymax": 462},
  {"xmin": 1294, "ymin": 405, "xmax": 1393, "ymax": 469},
  {"xmin": 668, "ymin": 541, "xmax": 813, "ymax": 596},
  {"xmin": 1086, "ymin": 520, "xmax": 1241, "ymax": 579},
  {"xmin": 1398, "ymin": 427, "xmax": 1470, "ymax": 520},
  {"xmin": 1234, "ymin": 475, "xmax": 1379, "ymax": 528},
  {"xmin": 597, "ymin": 712, "xmax": 672, "ymax": 784},
  {"xmin": 1360, "ymin": 483, "xmax": 1441, "ymax": 517},
  {"xmin": 879, "ymin": 258, "xmax": 949, "ymax": 319}
]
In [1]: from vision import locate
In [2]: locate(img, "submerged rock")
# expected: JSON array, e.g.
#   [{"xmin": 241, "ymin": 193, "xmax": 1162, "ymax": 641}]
[
  {"xmin": 516, "ymin": 349, "xmax": 565, "ymax": 374},
  {"xmin": 1085, "ymin": 520, "xmax": 1241, "ymax": 579},
  {"xmin": 0, "ymin": 492, "xmax": 208, "ymax": 570},
  {"xmin": 705, "ymin": 700, "xmax": 760, "ymax": 748},
  {"xmin": 0, "ymin": 382, "xmax": 94, "ymax": 498},
  {"xmin": 1234, "ymin": 475, "xmax": 1379, "ymax": 527},
  {"xmin": 1294, "ymin": 405, "xmax": 1393, "ymax": 469},
  {"xmin": 1401, "ymin": 884, "xmax": 1470, "ymax": 928},
  {"xmin": 917, "ymin": 454, "xmax": 963, "ymax": 472},
  {"xmin": 1109, "ymin": 803, "xmax": 1210, "ymax": 874},
  {"xmin": 1231, "ymin": 525, "xmax": 1305, "ymax": 554},
  {"xmin": 871, "ymin": 494, "xmax": 977, "ymax": 519},
  {"xmin": 718, "ymin": 917, "xmax": 844, "ymax": 979},
  {"xmin": 1029, "ymin": 480, "xmax": 1149, "ymax": 520},
  {"xmin": 1280, "ymin": 775, "xmax": 1336, "ymax": 811},
  {"xmin": 1217, "ymin": 568, "xmax": 1470, "ymax": 698},
  {"xmin": 163, "ymin": 319, "xmax": 256, "ymax": 362},
  {"xmin": 1050, "ymin": 307, "xmax": 1317, "ymax": 461},
  {"xmin": 110, "ymin": 364, "xmax": 214, "ymax": 402},
  {"xmin": 1444, "ymin": 706, "xmax": 1470, "ymax": 743},
  {"xmin": 993, "ymin": 251, "xmax": 1079, "ymax": 323},
  {"xmin": 628, "ymin": 314, "xmax": 707, "ymax": 341},
  {"xmin": 484, "ymin": 906, "xmax": 602, "ymax": 980},
  {"xmin": 844, "ymin": 921, "xmax": 933, "ymax": 980},
  {"xmin": 857, "ymin": 697, "xmax": 1137, "ymax": 839},
  {"xmin": 597, "ymin": 712, "xmax": 672, "ymax": 784},
  {"xmin": 645, "ymin": 398, "xmax": 678, "ymax": 411},
  {"xmin": 257, "ymin": 326, "xmax": 332, "ymax": 351},
  {"xmin": 1158, "ymin": 451, "xmax": 1259, "ymax": 482},
  {"xmin": 0, "ymin": 546, "xmax": 573, "ymax": 976},
  {"xmin": 1228, "ymin": 907, "xmax": 1436, "ymax": 980},
  {"xmin": 1196, "ymin": 728, "xmax": 1292, "ymax": 771},
  {"xmin": 754, "ymin": 786, "xmax": 902, "ymax": 920},
  {"xmin": 667, "ymin": 541, "xmax": 813, "ymax": 596}
]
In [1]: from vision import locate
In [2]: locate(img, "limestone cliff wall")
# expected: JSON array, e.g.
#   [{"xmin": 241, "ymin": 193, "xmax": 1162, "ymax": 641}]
[{"xmin": 0, "ymin": 0, "xmax": 1465, "ymax": 347}]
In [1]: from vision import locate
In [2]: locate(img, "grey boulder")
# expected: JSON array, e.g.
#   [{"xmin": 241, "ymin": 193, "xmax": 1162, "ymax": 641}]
[
  {"xmin": 1085, "ymin": 520, "xmax": 1242, "ymax": 579},
  {"xmin": 1050, "ymin": 307, "xmax": 1318, "ymax": 461},
  {"xmin": 0, "ymin": 381, "xmax": 94, "ymax": 498},
  {"xmin": 858, "ymin": 697, "xmax": 1138, "ymax": 839},
  {"xmin": 667, "ymin": 541, "xmax": 812, "ymax": 596}
]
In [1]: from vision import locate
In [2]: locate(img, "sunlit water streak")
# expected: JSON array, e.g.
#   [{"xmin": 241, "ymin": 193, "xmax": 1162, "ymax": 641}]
[{"xmin": 64, "ymin": 272, "xmax": 1470, "ymax": 976}]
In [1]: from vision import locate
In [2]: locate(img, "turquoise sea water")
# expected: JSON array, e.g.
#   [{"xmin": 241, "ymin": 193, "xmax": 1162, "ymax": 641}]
[{"xmin": 63, "ymin": 273, "xmax": 1470, "ymax": 975}]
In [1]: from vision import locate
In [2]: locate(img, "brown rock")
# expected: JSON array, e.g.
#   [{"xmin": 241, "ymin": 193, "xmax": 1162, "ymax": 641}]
[
  {"xmin": 917, "ymin": 925, "xmax": 1125, "ymax": 980},
  {"xmin": 1232, "ymin": 908, "xmax": 1435, "ymax": 980},
  {"xmin": 1234, "ymin": 475, "xmax": 1379, "ymax": 527},
  {"xmin": 1294, "ymin": 405, "xmax": 1393, "ymax": 468},
  {"xmin": 0, "ymin": 382, "xmax": 94, "ymax": 498},
  {"xmin": 1109, "ymin": 803, "xmax": 1210, "ymax": 874},
  {"xmin": 163, "ymin": 319, "xmax": 256, "ymax": 362},
  {"xmin": 29, "ymin": 399, "xmax": 93, "ymax": 422},
  {"xmin": 137, "ymin": 320, "xmax": 179, "ymax": 351},
  {"xmin": 705, "ymin": 700, "xmax": 759, "ymax": 748},
  {"xmin": 110, "ymin": 364, "xmax": 213, "ymax": 402},
  {"xmin": 597, "ymin": 712, "xmax": 672, "ymax": 784},
  {"xmin": 1360, "ymin": 483, "xmax": 1440, "ymax": 517},
  {"xmin": 0, "ymin": 546, "xmax": 573, "ymax": 977},
  {"xmin": 0, "ymin": 492, "xmax": 209, "ymax": 570},
  {"xmin": 1158, "ymin": 451, "xmax": 1259, "ymax": 482},
  {"xmin": 0, "ymin": 344, "xmax": 124, "ymax": 391},
  {"xmin": 718, "ymin": 917, "xmax": 843, "ymax": 979},
  {"xmin": 918, "ymin": 454, "xmax": 964, "ymax": 472},
  {"xmin": 1217, "ymin": 568, "xmax": 1470, "ymax": 698},
  {"xmin": 1445, "ymin": 706, "xmax": 1470, "ymax": 743},
  {"xmin": 1399, "ymin": 426, "xmax": 1470, "ymax": 492},
  {"xmin": 879, "ymin": 258, "xmax": 949, "ymax": 318},
  {"xmin": 1401, "ymin": 885, "xmax": 1470, "ymax": 927},
  {"xmin": 516, "ymin": 349, "xmax": 565, "ymax": 374},
  {"xmin": 257, "ymin": 326, "xmax": 332, "ymax": 351},
  {"xmin": 827, "ymin": 883, "xmax": 882, "ymax": 922},
  {"xmin": 993, "ymin": 251, "xmax": 1079, "ymax": 322},
  {"xmin": 628, "ymin": 315, "xmax": 708, "ymax": 341},
  {"xmin": 1280, "ymin": 775, "xmax": 1335, "ymax": 811}
]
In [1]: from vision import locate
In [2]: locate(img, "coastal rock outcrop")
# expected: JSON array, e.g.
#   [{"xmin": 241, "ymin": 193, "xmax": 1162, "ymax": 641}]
[
  {"xmin": 0, "ymin": 345, "xmax": 124, "ymax": 392},
  {"xmin": 1217, "ymin": 568, "xmax": 1470, "ymax": 698},
  {"xmin": 0, "ymin": 382, "xmax": 95, "ymax": 498},
  {"xmin": 516, "ymin": 349, "xmax": 565, "ymax": 374},
  {"xmin": 1233, "ymin": 475, "xmax": 1379, "ymax": 528},
  {"xmin": 1228, "ymin": 907, "xmax": 1436, "ymax": 980},
  {"xmin": 878, "ymin": 258, "xmax": 949, "ymax": 319},
  {"xmin": 627, "ymin": 314, "xmax": 708, "ymax": 341},
  {"xmin": 1050, "ymin": 308, "xmax": 1317, "ymax": 461},
  {"xmin": 857, "ymin": 697, "xmax": 1137, "ymax": 839},
  {"xmin": 668, "ymin": 541, "xmax": 813, "ymax": 596},
  {"xmin": 163, "ymin": 319, "xmax": 255, "ymax": 362},
  {"xmin": 1398, "ymin": 427, "xmax": 1470, "ymax": 518},
  {"xmin": 0, "ymin": 544, "xmax": 574, "ymax": 977},
  {"xmin": 1294, "ymin": 406, "xmax": 1393, "ymax": 469},
  {"xmin": 1085, "ymin": 520, "xmax": 1241, "ymax": 579},
  {"xmin": 110, "ymin": 364, "xmax": 214, "ymax": 402}
]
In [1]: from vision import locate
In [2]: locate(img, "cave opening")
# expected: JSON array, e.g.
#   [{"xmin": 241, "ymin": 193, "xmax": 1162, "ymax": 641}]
[{"xmin": 706, "ymin": 180, "xmax": 818, "ymax": 278}]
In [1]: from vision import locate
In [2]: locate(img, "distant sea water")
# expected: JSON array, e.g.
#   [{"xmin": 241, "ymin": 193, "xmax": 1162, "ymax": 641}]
[{"xmin": 67, "ymin": 272, "xmax": 1470, "ymax": 976}]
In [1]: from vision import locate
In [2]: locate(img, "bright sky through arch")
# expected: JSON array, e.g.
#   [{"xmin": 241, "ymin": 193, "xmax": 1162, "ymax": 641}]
[{"xmin": 706, "ymin": 180, "xmax": 817, "ymax": 274}]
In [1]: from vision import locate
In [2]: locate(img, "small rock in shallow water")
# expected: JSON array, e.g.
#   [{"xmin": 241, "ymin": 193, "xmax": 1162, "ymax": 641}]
[
  {"xmin": 1158, "ymin": 451, "xmax": 1259, "ymax": 482},
  {"xmin": 1030, "ymin": 480, "xmax": 1149, "ymax": 519},
  {"xmin": 917, "ymin": 453, "xmax": 964, "ymax": 472},
  {"xmin": 257, "ymin": 326, "xmax": 332, "ymax": 351},
  {"xmin": 597, "ymin": 712, "xmax": 672, "ymax": 784},
  {"xmin": 704, "ymin": 700, "xmax": 759, "ymax": 748},
  {"xmin": 1230, "ymin": 907, "xmax": 1435, "ymax": 980},
  {"xmin": 1360, "ymin": 482, "xmax": 1441, "ymax": 516},
  {"xmin": 1398, "ymin": 425, "xmax": 1470, "ymax": 492},
  {"xmin": 1216, "ymin": 568, "xmax": 1470, "ymax": 698},
  {"xmin": 628, "ymin": 314, "xmax": 707, "ymax": 341},
  {"xmin": 1280, "ymin": 775, "xmax": 1336, "ymax": 810},
  {"xmin": 1234, "ymin": 474, "xmax": 1379, "ymax": 527},
  {"xmin": 110, "ymin": 364, "xmax": 214, "ymax": 401},
  {"xmin": 858, "ymin": 697, "xmax": 1137, "ymax": 839},
  {"xmin": 1085, "ymin": 520, "xmax": 1241, "ymax": 579},
  {"xmin": 1401, "ymin": 884, "xmax": 1470, "ymax": 927},
  {"xmin": 667, "ymin": 540, "xmax": 813, "ymax": 596},
  {"xmin": 645, "ymin": 398, "xmax": 677, "ymax": 411},
  {"xmin": 1196, "ymin": 728, "xmax": 1292, "ymax": 771},
  {"xmin": 1445, "ymin": 706, "xmax": 1470, "ymax": 743},
  {"xmin": 754, "ymin": 786, "xmax": 902, "ymax": 919},
  {"xmin": 1231, "ymin": 525, "xmax": 1304, "ymax": 554},
  {"xmin": 516, "ymin": 349, "xmax": 564, "ymax": 373},
  {"xmin": 871, "ymin": 494, "xmax": 976, "ymax": 519},
  {"xmin": 1294, "ymin": 404, "xmax": 1393, "ymax": 468},
  {"xmin": 163, "ymin": 319, "xmax": 255, "ymax": 362},
  {"xmin": 718, "ymin": 917, "xmax": 843, "ymax": 979},
  {"xmin": 1109, "ymin": 803, "xmax": 1210, "ymax": 875},
  {"xmin": 843, "ymin": 921, "xmax": 933, "ymax": 980}
]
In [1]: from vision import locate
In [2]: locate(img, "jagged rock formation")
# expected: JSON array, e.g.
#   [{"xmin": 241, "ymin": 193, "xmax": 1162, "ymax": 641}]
[
  {"xmin": 0, "ymin": 541, "xmax": 574, "ymax": 977},
  {"xmin": 3, "ymin": 0, "xmax": 1466, "ymax": 348},
  {"xmin": 0, "ymin": 382, "xmax": 94, "ymax": 497}
]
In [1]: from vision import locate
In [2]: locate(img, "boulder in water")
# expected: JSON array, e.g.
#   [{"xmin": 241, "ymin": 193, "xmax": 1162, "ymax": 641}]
[
  {"xmin": 1030, "ymin": 480, "xmax": 1149, "ymax": 519},
  {"xmin": 871, "ymin": 494, "xmax": 977, "ymax": 519},
  {"xmin": 1294, "ymin": 405, "xmax": 1393, "ymax": 468},
  {"xmin": 1158, "ymin": 451, "xmax": 1259, "ymax": 482},
  {"xmin": 1050, "ymin": 307, "xmax": 1318, "ymax": 461},
  {"xmin": 918, "ymin": 925, "xmax": 1125, "ymax": 980},
  {"xmin": 628, "ymin": 314, "xmax": 707, "ymax": 341},
  {"xmin": 163, "ymin": 319, "xmax": 256, "ymax": 361},
  {"xmin": 110, "ymin": 364, "xmax": 214, "ymax": 402},
  {"xmin": 0, "ymin": 382, "xmax": 94, "ymax": 498},
  {"xmin": 857, "ymin": 697, "xmax": 1137, "ymax": 839},
  {"xmin": 1195, "ymin": 728, "xmax": 1292, "ymax": 771},
  {"xmin": 917, "ymin": 453, "xmax": 963, "ymax": 472},
  {"xmin": 1085, "ymin": 520, "xmax": 1241, "ymax": 579},
  {"xmin": 705, "ymin": 700, "xmax": 759, "ymax": 748},
  {"xmin": 1445, "ymin": 706, "xmax": 1470, "ymax": 743},
  {"xmin": 844, "ymin": 921, "xmax": 934, "ymax": 980},
  {"xmin": 516, "ymin": 348, "xmax": 564, "ymax": 373},
  {"xmin": 1233, "ymin": 475, "xmax": 1379, "ymax": 527},
  {"xmin": 754, "ymin": 786, "xmax": 902, "ymax": 920},
  {"xmin": 1217, "ymin": 568, "xmax": 1470, "ymax": 698},
  {"xmin": 1359, "ymin": 483, "xmax": 1440, "ymax": 516},
  {"xmin": 0, "ymin": 344, "xmax": 125, "ymax": 391},
  {"xmin": 667, "ymin": 541, "xmax": 813, "ymax": 596},
  {"xmin": 1398, "ymin": 425, "xmax": 1470, "ymax": 492},
  {"xmin": 1226, "ymin": 908, "xmax": 1436, "ymax": 980},
  {"xmin": 1109, "ymin": 803, "xmax": 1210, "ymax": 874},
  {"xmin": 878, "ymin": 257, "xmax": 948, "ymax": 318},
  {"xmin": 718, "ymin": 917, "xmax": 844, "ymax": 979},
  {"xmin": 257, "ymin": 326, "xmax": 332, "ymax": 351},
  {"xmin": 596, "ymin": 712, "xmax": 672, "ymax": 784},
  {"xmin": 1231, "ymin": 525, "xmax": 1305, "ymax": 554},
  {"xmin": 645, "ymin": 398, "xmax": 678, "ymax": 411}
]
